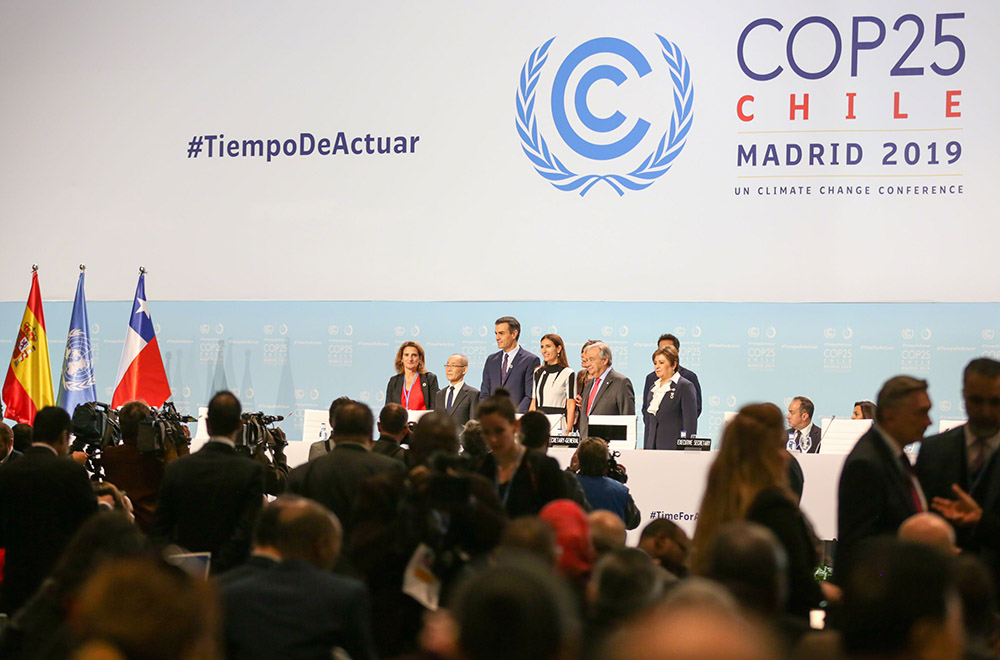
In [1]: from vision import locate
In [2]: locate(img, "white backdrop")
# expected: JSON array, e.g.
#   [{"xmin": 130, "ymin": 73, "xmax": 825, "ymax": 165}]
[{"xmin": 1, "ymin": 1, "xmax": 996, "ymax": 303}]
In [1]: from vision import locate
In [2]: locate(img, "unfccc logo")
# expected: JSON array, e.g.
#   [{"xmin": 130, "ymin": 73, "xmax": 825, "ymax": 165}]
[{"xmin": 516, "ymin": 35, "xmax": 694, "ymax": 196}]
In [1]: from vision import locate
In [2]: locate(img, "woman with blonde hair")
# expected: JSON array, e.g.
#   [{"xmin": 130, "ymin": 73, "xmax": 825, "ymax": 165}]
[
  {"xmin": 690, "ymin": 403, "xmax": 827, "ymax": 618},
  {"xmin": 386, "ymin": 341, "xmax": 439, "ymax": 411}
]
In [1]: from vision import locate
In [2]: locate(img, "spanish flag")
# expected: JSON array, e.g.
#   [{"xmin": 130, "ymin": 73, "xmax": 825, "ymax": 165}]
[{"xmin": 2, "ymin": 269, "xmax": 55, "ymax": 423}]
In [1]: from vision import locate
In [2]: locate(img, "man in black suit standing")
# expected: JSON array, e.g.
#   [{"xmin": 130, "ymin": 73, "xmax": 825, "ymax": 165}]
[
  {"xmin": 0, "ymin": 423, "xmax": 22, "ymax": 466},
  {"xmin": 642, "ymin": 333, "xmax": 702, "ymax": 417},
  {"xmin": 372, "ymin": 403, "xmax": 410, "ymax": 462},
  {"xmin": 0, "ymin": 406, "xmax": 97, "ymax": 613},
  {"xmin": 917, "ymin": 358, "xmax": 1000, "ymax": 504},
  {"xmin": 835, "ymin": 376, "xmax": 931, "ymax": 581},
  {"xmin": 786, "ymin": 396, "xmax": 822, "ymax": 453},
  {"xmin": 578, "ymin": 341, "xmax": 635, "ymax": 440},
  {"xmin": 479, "ymin": 316, "xmax": 540, "ymax": 413},
  {"xmin": 287, "ymin": 401, "xmax": 405, "ymax": 538},
  {"xmin": 220, "ymin": 496, "xmax": 376, "ymax": 660},
  {"xmin": 436, "ymin": 353, "xmax": 479, "ymax": 426},
  {"xmin": 152, "ymin": 391, "xmax": 265, "ymax": 574}
]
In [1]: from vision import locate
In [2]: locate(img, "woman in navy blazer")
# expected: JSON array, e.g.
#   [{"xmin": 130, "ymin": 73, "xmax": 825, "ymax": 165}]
[
  {"xmin": 386, "ymin": 341, "xmax": 439, "ymax": 411},
  {"xmin": 642, "ymin": 345, "xmax": 698, "ymax": 450}
]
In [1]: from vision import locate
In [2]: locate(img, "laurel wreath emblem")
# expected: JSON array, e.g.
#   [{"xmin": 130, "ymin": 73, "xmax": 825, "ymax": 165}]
[{"xmin": 516, "ymin": 36, "xmax": 694, "ymax": 196}]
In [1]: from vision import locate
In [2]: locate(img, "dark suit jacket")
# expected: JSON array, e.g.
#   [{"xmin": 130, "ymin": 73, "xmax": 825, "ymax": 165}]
[
  {"xmin": 644, "ymin": 365, "xmax": 702, "ymax": 416},
  {"xmin": 151, "ymin": 441, "xmax": 265, "ymax": 574},
  {"xmin": 578, "ymin": 368, "xmax": 636, "ymax": 440},
  {"xmin": 287, "ymin": 443, "xmax": 405, "ymax": 536},
  {"xmin": 101, "ymin": 443, "xmax": 165, "ymax": 533},
  {"xmin": 968, "ymin": 448, "xmax": 1000, "ymax": 588},
  {"xmin": 0, "ymin": 449, "xmax": 22, "ymax": 466},
  {"xmin": 915, "ymin": 424, "xmax": 983, "ymax": 503},
  {"xmin": 434, "ymin": 383, "xmax": 479, "ymax": 427},
  {"xmin": 221, "ymin": 559, "xmax": 376, "ymax": 660},
  {"xmin": 385, "ymin": 372, "xmax": 439, "ymax": 410},
  {"xmin": 479, "ymin": 347, "xmax": 541, "ymax": 412},
  {"xmin": 788, "ymin": 424, "xmax": 823, "ymax": 454},
  {"xmin": 835, "ymin": 426, "xmax": 918, "ymax": 581},
  {"xmin": 642, "ymin": 376, "xmax": 698, "ymax": 450},
  {"xmin": 371, "ymin": 434, "xmax": 408, "ymax": 463},
  {"xmin": 0, "ymin": 445, "xmax": 98, "ymax": 612}
]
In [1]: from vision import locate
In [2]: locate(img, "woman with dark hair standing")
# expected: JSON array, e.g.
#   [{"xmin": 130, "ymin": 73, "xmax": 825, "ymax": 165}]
[
  {"xmin": 386, "ymin": 341, "xmax": 439, "ymax": 411},
  {"xmin": 852, "ymin": 400, "xmax": 877, "ymax": 420},
  {"xmin": 529, "ymin": 334, "xmax": 577, "ymax": 432},
  {"xmin": 690, "ymin": 403, "xmax": 832, "ymax": 619},
  {"xmin": 475, "ymin": 390, "xmax": 568, "ymax": 517}
]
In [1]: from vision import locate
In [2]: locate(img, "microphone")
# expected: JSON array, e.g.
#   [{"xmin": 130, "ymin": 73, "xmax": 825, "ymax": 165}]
[{"xmin": 820, "ymin": 415, "xmax": 836, "ymax": 441}]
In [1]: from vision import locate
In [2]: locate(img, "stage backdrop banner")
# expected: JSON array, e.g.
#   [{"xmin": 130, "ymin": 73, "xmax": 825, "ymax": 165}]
[
  {"xmin": 1, "ymin": 2, "xmax": 997, "ymax": 303},
  {"xmin": 2, "ymin": 300, "xmax": 991, "ymax": 444}
]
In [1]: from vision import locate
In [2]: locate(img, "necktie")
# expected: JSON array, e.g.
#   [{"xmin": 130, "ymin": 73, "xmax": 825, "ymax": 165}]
[
  {"xmin": 969, "ymin": 437, "xmax": 988, "ymax": 476},
  {"xmin": 899, "ymin": 454, "xmax": 924, "ymax": 512},
  {"xmin": 587, "ymin": 377, "xmax": 601, "ymax": 414},
  {"xmin": 501, "ymin": 352, "xmax": 509, "ymax": 384},
  {"xmin": 446, "ymin": 386, "xmax": 454, "ymax": 411},
  {"xmin": 793, "ymin": 431, "xmax": 802, "ymax": 451}
]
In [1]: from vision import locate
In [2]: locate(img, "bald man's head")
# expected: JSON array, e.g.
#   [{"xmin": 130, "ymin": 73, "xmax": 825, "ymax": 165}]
[{"xmin": 898, "ymin": 513, "xmax": 958, "ymax": 555}]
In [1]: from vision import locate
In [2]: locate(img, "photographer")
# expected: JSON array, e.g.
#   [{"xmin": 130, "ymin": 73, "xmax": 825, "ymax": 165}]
[
  {"xmin": 102, "ymin": 401, "xmax": 189, "ymax": 534},
  {"xmin": 239, "ymin": 412, "xmax": 289, "ymax": 496},
  {"xmin": 350, "ymin": 412, "xmax": 506, "ymax": 658},
  {"xmin": 575, "ymin": 437, "xmax": 641, "ymax": 530}
]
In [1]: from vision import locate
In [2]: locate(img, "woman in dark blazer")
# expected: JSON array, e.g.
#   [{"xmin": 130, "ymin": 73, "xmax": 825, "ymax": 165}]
[
  {"xmin": 386, "ymin": 341, "xmax": 439, "ymax": 411},
  {"xmin": 642, "ymin": 345, "xmax": 697, "ymax": 450}
]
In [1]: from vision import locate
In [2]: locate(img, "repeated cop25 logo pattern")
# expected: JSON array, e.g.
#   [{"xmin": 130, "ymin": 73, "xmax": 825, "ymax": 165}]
[{"xmin": 516, "ymin": 36, "xmax": 694, "ymax": 196}]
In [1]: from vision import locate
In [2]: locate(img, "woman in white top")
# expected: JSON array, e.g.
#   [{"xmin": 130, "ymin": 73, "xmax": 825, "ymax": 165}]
[
  {"xmin": 642, "ymin": 345, "xmax": 698, "ymax": 450},
  {"xmin": 529, "ymin": 334, "xmax": 577, "ymax": 431}
]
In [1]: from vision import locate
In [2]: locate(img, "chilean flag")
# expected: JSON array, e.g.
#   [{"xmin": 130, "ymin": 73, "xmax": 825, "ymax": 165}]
[{"xmin": 111, "ymin": 273, "xmax": 171, "ymax": 408}]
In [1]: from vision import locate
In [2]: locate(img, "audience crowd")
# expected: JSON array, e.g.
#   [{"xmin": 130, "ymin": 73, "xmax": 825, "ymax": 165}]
[{"xmin": 0, "ymin": 354, "xmax": 999, "ymax": 660}]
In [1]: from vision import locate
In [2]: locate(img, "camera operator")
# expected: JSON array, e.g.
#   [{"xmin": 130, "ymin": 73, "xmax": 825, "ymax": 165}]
[
  {"xmin": 239, "ymin": 413, "xmax": 289, "ymax": 496},
  {"xmin": 102, "ymin": 401, "xmax": 189, "ymax": 534},
  {"xmin": 349, "ymin": 411, "xmax": 507, "ymax": 658},
  {"xmin": 575, "ymin": 437, "xmax": 641, "ymax": 530}
]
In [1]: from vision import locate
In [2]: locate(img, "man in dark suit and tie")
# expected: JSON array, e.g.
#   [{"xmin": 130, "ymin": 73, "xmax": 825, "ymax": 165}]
[
  {"xmin": 152, "ymin": 391, "xmax": 265, "ymax": 574},
  {"xmin": 436, "ymin": 353, "xmax": 479, "ymax": 426},
  {"xmin": 372, "ymin": 403, "xmax": 410, "ymax": 462},
  {"xmin": 835, "ymin": 376, "xmax": 931, "ymax": 582},
  {"xmin": 287, "ymin": 401, "xmax": 405, "ymax": 538},
  {"xmin": 0, "ymin": 423, "xmax": 22, "ymax": 466},
  {"xmin": 642, "ymin": 333, "xmax": 702, "ymax": 417},
  {"xmin": 578, "ymin": 341, "xmax": 636, "ymax": 440},
  {"xmin": 786, "ymin": 396, "xmax": 822, "ymax": 453},
  {"xmin": 917, "ymin": 358, "xmax": 1000, "ymax": 504},
  {"xmin": 0, "ymin": 406, "xmax": 97, "ymax": 613},
  {"xmin": 220, "ymin": 496, "xmax": 377, "ymax": 660},
  {"xmin": 479, "ymin": 316, "xmax": 540, "ymax": 412}
]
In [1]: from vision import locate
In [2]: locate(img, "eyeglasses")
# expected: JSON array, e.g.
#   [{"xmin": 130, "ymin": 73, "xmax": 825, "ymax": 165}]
[{"xmin": 444, "ymin": 363, "xmax": 467, "ymax": 368}]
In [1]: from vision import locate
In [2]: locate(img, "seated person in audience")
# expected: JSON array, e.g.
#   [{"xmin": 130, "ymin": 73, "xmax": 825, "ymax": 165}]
[
  {"xmin": 643, "ymin": 333, "xmax": 703, "ymax": 417},
  {"xmin": 387, "ymin": 340, "xmax": 439, "ymax": 411},
  {"xmin": 92, "ymin": 481, "xmax": 134, "ymax": 522},
  {"xmin": 521, "ymin": 411, "xmax": 591, "ymax": 511},
  {"xmin": 839, "ymin": 539, "xmax": 963, "ymax": 660},
  {"xmin": 10, "ymin": 423, "xmax": 31, "ymax": 454},
  {"xmin": 69, "ymin": 555, "xmax": 220, "ymax": 660},
  {"xmin": 0, "ymin": 423, "xmax": 21, "ymax": 466},
  {"xmin": 475, "ymin": 391, "xmax": 569, "ymax": 517},
  {"xmin": 435, "ymin": 353, "xmax": 479, "ymax": 426},
  {"xmin": 575, "ymin": 437, "xmax": 640, "ymax": 529},
  {"xmin": 852, "ymin": 400, "xmax": 877, "ymax": 420},
  {"xmin": 589, "ymin": 510, "xmax": 627, "ymax": 557},
  {"xmin": 952, "ymin": 554, "xmax": 1000, "ymax": 660},
  {"xmin": 307, "ymin": 396, "xmax": 354, "ymax": 460},
  {"xmin": 786, "ymin": 396, "xmax": 821, "ymax": 453},
  {"xmin": 215, "ymin": 496, "xmax": 296, "ymax": 587},
  {"xmin": 642, "ymin": 345, "xmax": 698, "ymax": 450},
  {"xmin": 220, "ymin": 496, "xmax": 377, "ymax": 660},
  {"xmin": 578, "ymin": 342, "xmax": 635, "ymax": 440},
  {"xmin": 692, "ymin": 403, "xmax": 830, "ymax": 619},
  {"xmin": 371, "ymin": 403, "xmax": 409, "ymax": 462},
  {"xmin": 460, "ymin": 420, "xmax": 488, "ymax": 461},
  {"xmin": 350, "ymin": 411, "xmax": 505, "ymax": 658},
  {"xmin": 540, "ymin": 499, "xmax": 596, "ymax": 597},
  {"xmin": 102, "ymin": 400, "xmax": 187, "ymax": 533},
  {"xmin": 288, "ymin": 401, "xmax": 404, "ymax": 541},
  {"xmin": 898, "ymin": 512, "xmax": 959, "ymax": 555},
  {"xmin": 637, "ymin": 518, "xmax": 691, "ymax": 577}
]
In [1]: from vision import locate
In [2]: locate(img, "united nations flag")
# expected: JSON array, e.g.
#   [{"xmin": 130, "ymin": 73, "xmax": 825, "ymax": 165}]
[{"xmin": 58, "ymin": 268, "xmax": 97, "ymax": 412}]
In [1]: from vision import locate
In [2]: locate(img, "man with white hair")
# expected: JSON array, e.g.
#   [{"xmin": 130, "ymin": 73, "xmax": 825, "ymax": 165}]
[{"xmin": 578, "ymin": 341, "xmax": 635, "ymax": 440}]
